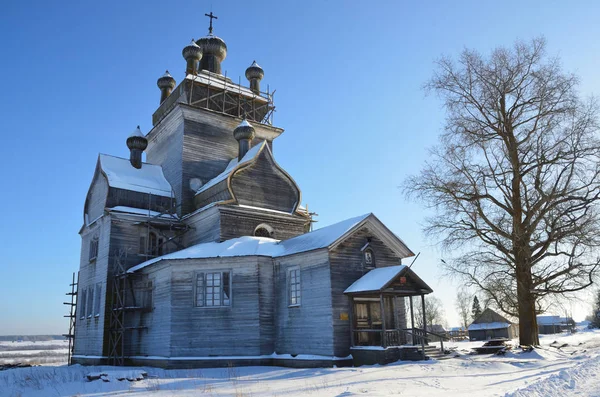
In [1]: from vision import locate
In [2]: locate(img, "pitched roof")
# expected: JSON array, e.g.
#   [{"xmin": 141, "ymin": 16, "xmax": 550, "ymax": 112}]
[
  {"xmin": 128, "ymin": 213, "xmax": 414, "ymax": 273},
  {"xmin": 344, "ymin": 265, "xmax": 406, "ymax": 293},
  {"xmin": 471, "ymin": 308, "xmax": 513, "ymax": 326},
  {"xmin": 537, "ymin": 315, "xmax": 573, "ymax": 325},
  {"xmin": 468, "ymin": 322, "xmax": 510, "ymax": 331},
  {"xmin": 98, "ymin": 154, "xmax": 173, "ymax": 197}
]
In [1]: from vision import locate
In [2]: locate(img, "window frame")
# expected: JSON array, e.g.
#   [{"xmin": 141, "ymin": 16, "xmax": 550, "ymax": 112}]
[
  {"xmin": 288, "ymin": 267, "xmax": 301, "ymax": 307},
  {"xmin": 94, "ymin": 283, "xmax": 102, "ymax": 318},
  {"xmin": 194, "ymin": 270, "xmax": 232, "ymax": 308},
  {"xmin": 86, "ymin": 286, "xmax": 94, "ymax": 319},
  {"xmin": 89, "ymin": 236, "xmax": 99, "ymax": 262}
]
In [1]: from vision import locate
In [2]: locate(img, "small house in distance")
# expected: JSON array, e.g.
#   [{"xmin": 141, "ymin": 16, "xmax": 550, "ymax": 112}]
[
  {"xmin": 537, "ymin": 316, "xmax": 576, "ymax": 334},
  {"xmin": 468, "ymin": 308, "xmax": 518, "ymax": 341}
]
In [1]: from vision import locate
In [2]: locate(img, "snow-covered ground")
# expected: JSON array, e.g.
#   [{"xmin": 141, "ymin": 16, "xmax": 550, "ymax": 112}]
[
  {"xmin": 0, "ymin": 340, "xmax": 69, "ymax": 366},
  {"xmin": 1, "ymin": 330, "xmax": 599, "ymax": 397}
]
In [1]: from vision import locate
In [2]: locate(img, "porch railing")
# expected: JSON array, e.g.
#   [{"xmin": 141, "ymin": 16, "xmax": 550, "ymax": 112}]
[{"xmin": 353, "ymin": 328, "xmax": 448, "ymax": 357}]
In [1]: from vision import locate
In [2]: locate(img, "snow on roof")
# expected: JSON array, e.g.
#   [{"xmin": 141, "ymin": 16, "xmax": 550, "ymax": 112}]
[
  {"xmin": 129, "ymin": 213, "xmax": 373, "ymax": 273},
  {"xmin": 344, "ymin": 265, "xmax": 406, "ymax": 294},
  {"xmin": 468, "ymin": 322, "xmax": 511, "ymax": 331},
  {"xmin": 107, "ymin": 206, "xmax": 177, "ymax": 219},
  {"xmin": 279, "ymin": 213, "xmax": 371, "ymax": 256},
  {"xmin": 99, "ymin": 154, "xmax": 173, "ymax": 197},
  {"xmin": 128, "ymin": 236, "xmax": 279, "ymax": 272},
  {"xmin": 195, "ymin": 141, "xmax": 266, "ymax": 195},
  {"xmin": 129, "ymin": 126, "xmax": 144, "ymax": 138},
  {"xmin": 238, "ymin": 119, "xmax": 252, "ymax": 128},
  {"xmin": 537, "ymin": 315, "xmax": 572, "ymax": 325}
]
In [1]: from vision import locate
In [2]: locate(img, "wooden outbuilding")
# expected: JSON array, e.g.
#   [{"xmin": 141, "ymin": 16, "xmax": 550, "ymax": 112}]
[{"xmin": 468, "ymin": 308, "xmax": 518, "ymax": 341}]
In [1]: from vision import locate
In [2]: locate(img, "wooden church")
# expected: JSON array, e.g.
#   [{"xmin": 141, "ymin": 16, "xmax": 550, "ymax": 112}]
[{"xmin": 72, "ymin": 15, "xmax": 435, "ymax": 368}]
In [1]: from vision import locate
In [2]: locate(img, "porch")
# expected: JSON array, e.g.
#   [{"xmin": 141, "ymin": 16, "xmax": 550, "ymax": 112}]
[{"xmin": 344, "ymin": 265, "xmax": 444, "ymax": 364}]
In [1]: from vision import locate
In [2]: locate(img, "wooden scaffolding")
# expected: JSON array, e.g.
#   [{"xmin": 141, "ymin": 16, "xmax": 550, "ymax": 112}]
[{"xmin": 63, "ymin": 272, "xmax": 78, "ymax": 365}]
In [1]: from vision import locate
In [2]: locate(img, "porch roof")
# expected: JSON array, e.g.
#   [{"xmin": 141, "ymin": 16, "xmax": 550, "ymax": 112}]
[{"xmin": 343, "ymin": 265, "xmax": 433, "ymax": 296}]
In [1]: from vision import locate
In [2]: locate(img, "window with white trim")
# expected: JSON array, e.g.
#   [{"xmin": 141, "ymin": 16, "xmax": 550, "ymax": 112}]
[
  {"xmin": 195, "ymin": 271, "xmax": 231, "ymax": 307},
  {"xmin": 288, "ymin": 268, "xmax": 301, "ymax": 306},
  {"xmin": 87, "ymin": 286, "xmax": 94, "ymax": 318},
  {"xmin": 89, "ymin": 237, "xmax": 99, "ymax": 262}
]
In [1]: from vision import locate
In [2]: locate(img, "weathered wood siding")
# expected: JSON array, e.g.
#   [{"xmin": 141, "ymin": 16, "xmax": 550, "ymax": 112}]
[
  {"xmin": 182, "ymin": 206, "xmax": 221, "ymax": 245},
  {"xmin": 193, "ymin": 179, "xmax": 232, "ymax": 210},
  {"xmin": 180, "ymin": 108, "xmax": 242, "ymax": 215},
  {"xmin": 73, "ymin": 216, "xmax": 111, "ymax": 357},
  {"xmin": 168, "ymin": 256, "xmax": 269, "ymax": 357},
  {"xmin": 104, "ymin": 214, "xmax": 179, "ymax": 356},
  {"xmin": 219, "ymin": 205, "xmax": 307, "ymax": 241},
  {"xmin": 85, "ymin": 169, "xmax": 108, "ymax": 223},
  {"xmin": 258, "ymin": 258, "xmax": 275, "ymax": 355},
  {"xmin": 230, "ymin": 149, "xmax": 299, "ymax": 213},
  {"xmin": 145, "ymin": 107, "xmax": 184, "ymax": 215},
  {"xmin": 328, "ymin": 227, "xmax": 406, "ymax": 357},
  {"xmin": 106, "ymin": 187, "xmax": 173, "ymax": 213},
  {"xmin": 274, "ymin": 249, "xmax": 334, "ymax": 356},
  {"xmin": 128, "ymin": 264, "xmax": 172, "ymax": 357}
]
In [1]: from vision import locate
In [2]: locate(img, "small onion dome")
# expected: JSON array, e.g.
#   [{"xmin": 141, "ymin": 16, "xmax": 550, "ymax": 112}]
[
  {"xmin": 196, "ymin": 34, "xmax": 227, "ymax": 63},
  {"xmin": 126, "ymin": 125, "xmax": 148, "ymax": 151},
  {"xmin": 182, "ymin": 39, "xmax": 202, "ymax": 62},
  {"xmin": 157, "ymin": 70, "xmax": 176, "ymax": 90},
  {"xmin": 245, "ymin": 61, "xmax": 264, "ymax": 81},
  {"xmin": 233, "ymin": 119, "xmax": 255, "ymax": 141}
]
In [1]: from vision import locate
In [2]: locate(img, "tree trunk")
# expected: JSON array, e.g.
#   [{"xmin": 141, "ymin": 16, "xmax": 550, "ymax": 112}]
[{"xmin": 516, "ymin": 263, "xmax": 539, "ymax": 346}]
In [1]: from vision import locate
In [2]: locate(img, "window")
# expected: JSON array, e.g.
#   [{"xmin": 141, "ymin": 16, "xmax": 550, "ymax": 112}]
[
  {"xmin": 195, "ymin": 271, "xmax": 231, "ymax": 307},
  {"xmin": 364, "ymin": 249, "xmax": 374, "ymax": 267},
  {"xmin": 87, "ymin": 286, "xmax": 94, "ymax": 318},
  {"xmin": 94, "ymin": 284, "xmax": 102, "ymax": 317},
  {"xmin": 288, "ymin": 268, "xmax": 301, "ymax": 306},
  {"xmin": 254, "ymin": 223, "xmax": 274, "ymax": 238},
  {"xmin": 79, "ymin": 289, "xmax": 87, "ymax": 319},
  {"xmin": 89, "ymin": 237, "xmax": 99, "ymax": 262},
  {"xmin": 149, "ymin": 232, "xmax": 164, "ymax": 257}
]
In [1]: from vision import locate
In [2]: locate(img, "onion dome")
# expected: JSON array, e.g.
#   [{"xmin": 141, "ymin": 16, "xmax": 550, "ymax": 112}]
[
  {"xmin": 245, "ymin": 61, "xmax": 264, "ymax": 81},
  {"xmin": 233, "ymin": 119, "xmax": 255, "ymax": 141},
  {"xmin": 182, "ymin": 39, "xmax": 203, "ymax": 75},
  {"xmin": 233, "ymin": 119, "xmax": 255, "ymax": 161},
  {"xmin": 196, "ymin": 34, "xmax": 227, "ymax": 74},
  {"xmin": 157, "ymin": 70, "xmax": 176, "ymax": 104},
  {"xmin": 157, "ymin": 70, "xmax": 176, "ymax": 90},
  {"xmin": 126, "ymin": 126, "xmax": 148, "ymax": 169}
]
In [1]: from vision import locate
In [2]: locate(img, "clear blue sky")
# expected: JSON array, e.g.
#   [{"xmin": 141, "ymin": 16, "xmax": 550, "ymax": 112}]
[{"xmin": 1, "ymin": 0, "xmax": 599, "ymax": 335}]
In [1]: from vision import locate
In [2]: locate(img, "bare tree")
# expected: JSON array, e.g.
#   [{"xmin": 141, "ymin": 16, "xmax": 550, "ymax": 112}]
[
  {"xmin": 455, "ymin": 289, "xmax": 472, "ymax": 329},
  {"xmin": 414, "ymin": 295, "xmax": 446, "ymax": 330},
  {"xmin": 405, "ymin": 38, "xmax": 600, "ymax": 345}
]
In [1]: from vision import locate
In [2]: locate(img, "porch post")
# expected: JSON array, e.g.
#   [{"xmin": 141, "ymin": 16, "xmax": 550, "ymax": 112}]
[
  {"xmin": 421, "ymin": 294, "xmax": 427, "ymax": 342},
  {"xmin": 380, "ymin": 293, "xmax": 386, "ymax": 348},
  {"xmin": 409, "ymin": 296, "xmax": 415, "ymax": 345},
  {"xmin": 348, "ymin": 296, "xmax": 354, "ymax": 347}
]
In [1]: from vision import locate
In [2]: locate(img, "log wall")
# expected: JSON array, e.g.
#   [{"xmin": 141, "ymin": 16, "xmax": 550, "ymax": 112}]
[
  {"xmin": 328, "ymin": 227, "xmax": 407, "ymax": 357},
  {"xmin": 274, "ymin": 249, "xmax": 334, "ymax": 356}
]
